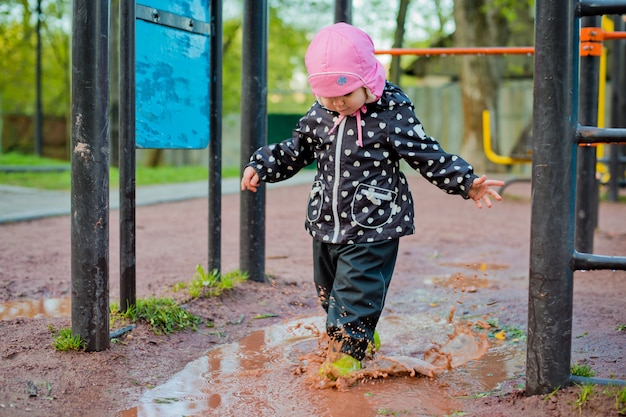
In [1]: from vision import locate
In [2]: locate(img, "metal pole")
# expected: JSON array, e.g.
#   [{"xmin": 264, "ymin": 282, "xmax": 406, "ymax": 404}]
[
  {"xmin": 575, "ymin": 16, "xmax": 600, "ymax": 253},
  {"xmin": 71, "ymin": 0, "xmax": 111, "ymax": 352},
  {"xmin": 239, "ymin": 0, "xmax": 267, "ymax": 282},
  {"xmin": 35, "ymin": 0, "xmax": 43, "ymax": 156},
  {"xmin": 119, "ymin": 0, "xmax": 136, "ymax": 312},
  {"xmin": 526, "ymin": 0, "xmax": 576, "ymax": 395},
  {"xmin": 208, "ymin": 0, "xmax": 223, "ymax": 274},
  {"xmin": 334, "ymin": 0, "xmax": 352, "ymax": 23},
  {"xmin": 609, "ymin": 15, "xmax": 626, "ymax": 201}
]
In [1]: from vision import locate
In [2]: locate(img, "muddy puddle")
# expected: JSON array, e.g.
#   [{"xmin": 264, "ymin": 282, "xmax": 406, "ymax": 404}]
[
  {"xmin": 118, "ymin": 314, "xmax": 525, "ymax": 417},
  {"xmin": 0, "ymin": 297, "xmax": 70, "ymax": 320}
]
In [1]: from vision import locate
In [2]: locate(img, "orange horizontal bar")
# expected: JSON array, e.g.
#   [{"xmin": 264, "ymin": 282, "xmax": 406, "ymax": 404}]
[
  {"xmin": 604, "ymin": 31, "xmax": 626, "ymax": 40},
  {"xmin": 581, "ymin": 27, "xmax": 626, "ymax": 41},
  {"xmin": 375, "ymin": 47, "xmax": 535, "ymax": 56}
]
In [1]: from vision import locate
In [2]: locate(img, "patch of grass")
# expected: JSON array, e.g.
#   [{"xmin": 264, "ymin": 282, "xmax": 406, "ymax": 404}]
[
  {"xmin": 615, "ymin": 386, "xmax": 626, "ymax": 415},
  {"xmin": 616, "ymin": 324, "xmax": 626, "ymax": 332},
  {"xmin": 543, "ymin": 385, "xmax": 561, "ymax": 401},
  {"xmin": 572, "ymin": 383, "xmax": 594, "ymax": 412},
  {"xmin": 571, "ymin": 364, "xmax": 595, "ymax": 378},
  {"xmin": 0, "ymin": 152, "xmax": 239, "ymax": 190},
  {"xmin": 111, "ymin": 297, "xmax": 202, "ymax": 335},
  {"xmin": 173, "ymin": 266, "xmax": 247, "ymax": 299},
  {"xmin": 0, "ymin": 152, "xmax": 68, "ymax": 166},
  {"xmin": 52, "ymin": 327, "xmax": 86, "ymax": 351}
]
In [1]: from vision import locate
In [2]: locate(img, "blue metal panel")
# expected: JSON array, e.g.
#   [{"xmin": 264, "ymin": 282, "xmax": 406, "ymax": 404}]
[{"xmin": 136, "ymin": 0, "xmax": 211, "ymax": 149}]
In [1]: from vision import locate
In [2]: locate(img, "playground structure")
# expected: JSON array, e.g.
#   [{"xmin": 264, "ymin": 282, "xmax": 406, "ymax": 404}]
[{"xmin": 68, "ymin": 0, "xmax": 626, "ymax": 398}]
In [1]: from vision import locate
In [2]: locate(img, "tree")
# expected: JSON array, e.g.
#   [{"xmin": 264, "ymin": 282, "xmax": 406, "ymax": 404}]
[
  {"xmin": 453, "ymin": 0, "xmax": 534, "ymax": 171},
  {"xmin": 0, "ymin": 0, "xmax": 70, "ymax": 117},
  {"xmin": 390, "ymin": 0, "xmax": 411, "ymax": 85},
  {"xmin": 221, "ymin": 4, "xmax": 313, "ymax": 115}
]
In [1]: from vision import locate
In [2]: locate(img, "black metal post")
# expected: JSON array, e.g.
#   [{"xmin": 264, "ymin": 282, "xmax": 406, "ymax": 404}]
[
  {"xmin": 208, "ymin": 0, "xmax": 223, "ymax": 274},
  {"xmin": 609, "ymin": 15, "xmax": 626, "ymax": 202},
  {"xmin": 575, "ymin": 16, "xmax": 601, "ymax": 253},
  {"xmin": 35, "ymin": 0, "xmax": 43, "ymax": 156},
  {"xmin": 239, "ymin": 0, "xmax": 267, "ymax": 282},
  {"xmin": 71, "ymin": 0, "xmax": 111, "ymax": 352},
  {"xmin": 526, "ymin": 0, "xmax": 576, "ymax": 395},
  {"xmin": 334, "ymin": 0, "xmax": 352, "ymax": 23},
  {"xmin": 119, "ymin": 0, "xmax": 136, "ymax": 312}
]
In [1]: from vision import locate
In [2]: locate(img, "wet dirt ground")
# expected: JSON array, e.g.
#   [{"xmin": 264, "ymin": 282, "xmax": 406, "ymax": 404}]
[{"xmin": 1, "ymin": 173, "xmax": 625, "ymax": 416}]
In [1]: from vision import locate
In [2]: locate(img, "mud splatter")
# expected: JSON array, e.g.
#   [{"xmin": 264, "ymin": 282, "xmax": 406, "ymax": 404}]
[
  {"xmin": 297, "ymin": 309, "xmax": 490, "ymax": 390},
  {"xmin": 120, "ymin": 312, "xmax": 509, "ymax": 417}
]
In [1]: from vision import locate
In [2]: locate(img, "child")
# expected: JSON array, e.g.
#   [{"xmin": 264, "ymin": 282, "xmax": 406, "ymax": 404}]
[{"xmin": 241, "ymin": 22, "xmax": 504, "ymax": 379}]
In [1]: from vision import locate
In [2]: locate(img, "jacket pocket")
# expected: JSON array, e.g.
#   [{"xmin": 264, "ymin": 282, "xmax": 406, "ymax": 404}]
[
  {"xmin": 306, "ymin": 180, "xmax": 324, "ymax": 223},
  {"xmin": 351, "ymin": 184, "xmax": 398, "ymax": 229}
]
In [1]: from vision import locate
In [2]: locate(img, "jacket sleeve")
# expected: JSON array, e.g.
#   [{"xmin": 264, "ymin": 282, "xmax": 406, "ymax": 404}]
[
  {"xmin": 390, "ymin": 100, "xmax": 477, "ymax": 199},
  {"xmin": 246, "ymin": 116, "xmax": 317, "ymax": 183}
]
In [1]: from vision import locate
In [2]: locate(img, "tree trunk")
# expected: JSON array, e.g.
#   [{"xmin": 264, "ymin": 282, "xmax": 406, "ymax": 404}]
[
  {"xmin": 390, "ymin": 0, "xmax": 411, "ymax": 85},
  {"xmin": 453, "ymin": 0, "xmax": 509, "ymax": 172}
]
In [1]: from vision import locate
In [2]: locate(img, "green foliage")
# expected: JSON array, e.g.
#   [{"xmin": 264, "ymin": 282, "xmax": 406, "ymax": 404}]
[
  {"xmin": 173, "ymin": 266, "xmax": 247, "ymax": 299},
  {"xmin": 543, "ymin": 386, "xmax": 561, "ymax": 401},
  {"xmin": 573, "ymin": 383, "xmax": 594, "ymax": 412},
  {"xmin": 615, "ymin": 386, "xmax": 626, "ymax": 415},
  {"xmin": 571, "ymin": 364, "xmax": 595, "ymax": 378},
  {"xmin": 221, "ymin": 7, "xmax": 312, "ymax": 114},
  {"xmin": 52, "ymin": 327, "xmax": 86, "ymax": 351},
  {"xmin": 0, "ymin": 0, "xmax": 71, "ymax": 116},
  {"xmin": 111, "ymin": 298, "xmax": 202, "ymax": 335},
  {"xmin": 616, "ymin": 324, "xmax": 626, "ymax": 332},
  {"xmin": 1, "ymin": 0, "xmax": 535, "ymax": 118}
]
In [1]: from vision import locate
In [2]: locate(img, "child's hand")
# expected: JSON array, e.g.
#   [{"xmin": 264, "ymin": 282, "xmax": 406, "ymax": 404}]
[
  {"xmin": 468, "ymin": 175, "xmax": 504, "ymax": 209},
  {"xmin": 241, "ymin": 166, "xmax": 260, "ymax": 192}
]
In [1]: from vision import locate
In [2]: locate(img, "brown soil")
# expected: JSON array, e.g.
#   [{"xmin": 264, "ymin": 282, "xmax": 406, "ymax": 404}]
[{"xmin": 1, "ymin": 175, "xmax": 625, "ymax": 417}]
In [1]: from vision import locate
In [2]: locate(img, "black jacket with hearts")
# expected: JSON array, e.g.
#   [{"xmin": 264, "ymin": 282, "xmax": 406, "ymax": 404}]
[{"xmin": 247, "ymin": 81, "xmax": 478, "ymax": 244}]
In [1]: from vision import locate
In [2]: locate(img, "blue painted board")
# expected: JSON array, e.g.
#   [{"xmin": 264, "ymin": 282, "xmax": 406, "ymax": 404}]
[{"xmin": 135, "ymin": 0, "xmax": 211, "ymax": 149}]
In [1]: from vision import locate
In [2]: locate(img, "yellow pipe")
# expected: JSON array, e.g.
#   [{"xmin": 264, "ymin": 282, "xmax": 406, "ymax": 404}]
[{"xmin": 482, "ymin": 109, "xmax": 532, "ymax": 165}]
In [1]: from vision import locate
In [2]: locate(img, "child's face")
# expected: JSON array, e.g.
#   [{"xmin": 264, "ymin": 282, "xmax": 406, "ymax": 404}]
[{"xmin": 318, "ymin": 87, "xmax": 368, "ymax": 116}]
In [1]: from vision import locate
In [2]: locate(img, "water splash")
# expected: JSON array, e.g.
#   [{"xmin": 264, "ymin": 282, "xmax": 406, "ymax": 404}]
[{"xmin": 119, "ymin": 312, "xmax": 524, "ymax": 416}]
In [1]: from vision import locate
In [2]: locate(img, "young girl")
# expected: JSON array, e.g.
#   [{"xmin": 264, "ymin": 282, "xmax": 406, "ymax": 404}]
[{"xmin": 241, "ymin": 22, "xmax": 504, "ymax": 379}]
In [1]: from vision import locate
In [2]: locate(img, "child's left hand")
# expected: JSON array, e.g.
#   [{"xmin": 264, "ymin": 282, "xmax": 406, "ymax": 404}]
[{"xmin": 468, "ymin": 175, "xmax": 504, "ymax": 209}]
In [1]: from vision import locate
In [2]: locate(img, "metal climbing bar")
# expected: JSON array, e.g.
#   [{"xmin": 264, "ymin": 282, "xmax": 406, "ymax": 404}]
[
  {"xmin": 578, "ymin": 0, "xmax": 626, "ymax": 16},
  {"xmin": 572, "ymin": 251, "xmax": 626, "ymax": 270},
  {"xmin": 375, "ymin": 46, "xmax": 534, "ymax": 56},
  {"xmin": 576, "ymin": 125, "xmax": 626, "ymax": 143}
]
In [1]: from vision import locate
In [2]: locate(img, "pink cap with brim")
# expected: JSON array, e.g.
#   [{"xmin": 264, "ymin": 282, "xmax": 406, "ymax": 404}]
[{"xmin": 305, "ymin": 23, "xmax": 386, "ymax": 100}]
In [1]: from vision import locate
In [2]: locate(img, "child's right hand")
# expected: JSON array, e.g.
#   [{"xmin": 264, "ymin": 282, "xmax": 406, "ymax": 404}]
[{"xmin": 241, "ymin": 166, "xmax": 260, "ymax": 192}]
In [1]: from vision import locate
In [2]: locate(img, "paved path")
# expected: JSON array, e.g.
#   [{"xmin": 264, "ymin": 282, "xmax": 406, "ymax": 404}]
[{"xmin": 0, "ymin": 171, "xmax": 316, "ymax": 224}]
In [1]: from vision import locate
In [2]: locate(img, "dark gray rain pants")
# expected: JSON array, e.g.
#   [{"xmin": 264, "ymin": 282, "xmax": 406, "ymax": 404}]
[{"xmin": 312, "ymin": 238, "xmax": 399, "ymax": 360}]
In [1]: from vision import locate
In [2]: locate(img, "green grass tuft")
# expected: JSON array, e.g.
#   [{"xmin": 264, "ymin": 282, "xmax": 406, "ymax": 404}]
[
  {"xmin": 111, "ymin": 298, "xmax": 202, "ymax": 335},
  {"xmin": 571, "ymin": 364, "xmax": 595, "ymax": 378},
  {"xmin": 52, "ymin": 327, "xmax": 86, "ymax": 351},
  {"xmin": 173, "ymin": 266, "xmax": 248, "ymax": 299}
]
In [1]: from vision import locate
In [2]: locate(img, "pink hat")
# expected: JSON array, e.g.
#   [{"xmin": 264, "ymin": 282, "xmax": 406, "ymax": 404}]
[{"xmin": 305, "ymin": 23, "xmax": 386, "ymax": 100}]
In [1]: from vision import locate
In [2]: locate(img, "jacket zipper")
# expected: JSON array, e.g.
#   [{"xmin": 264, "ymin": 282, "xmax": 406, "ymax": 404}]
[{"xmin": 331, "ymin": 118, "xmax": 347, "ymax": 243}]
